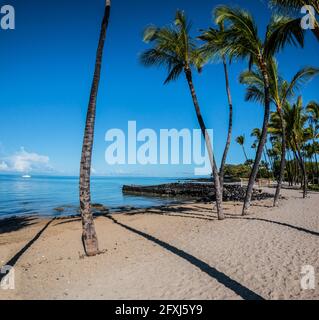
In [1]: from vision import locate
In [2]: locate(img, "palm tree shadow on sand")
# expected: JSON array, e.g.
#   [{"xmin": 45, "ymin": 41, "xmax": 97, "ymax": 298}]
[
  {"xmin": 134, "ymin": 204, "xmax": 319, "ymax": 237},
  {"xmin": 0, "ymin": 216, "xmax": 38, "ymax": 234},
  {"xmin": 0, "ymin": 218, "xmax": 55, "ymax": 282},
  {"xmin": 105, "ymin": 215, "xmax": 264, "ymax": 300},
  {"xmin": 225, "ymin": 215, "xmax": 319, "ymax": 237}
]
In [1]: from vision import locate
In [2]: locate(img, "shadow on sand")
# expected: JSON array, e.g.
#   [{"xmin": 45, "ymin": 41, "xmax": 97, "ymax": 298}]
[
  {"xmin": 105, "ymin": 215, "xmax": 264, "ymax": 300},
  {"xmin": 0, "ymin": 218, "xmax": 55, "ymax": 282},
  {"xmin": 130, "ymin": 204, "xmax": 319, "ymax": 238},
  {"xmin": 226, "ymin": 215, "xmax": 319, "ymax": 237},
  {"xmin": 0, "ymin": 216, "xmax": 38, "ymax": 234}
]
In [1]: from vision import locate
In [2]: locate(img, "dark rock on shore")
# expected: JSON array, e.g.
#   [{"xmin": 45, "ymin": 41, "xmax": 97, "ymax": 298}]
[
  {"xmin": 122, "ymin": 183, "xmax": 272, "ymax": 202},
  {"xmin": 53, "ymin": 203, "xmax": 109, "ymax": 216}
]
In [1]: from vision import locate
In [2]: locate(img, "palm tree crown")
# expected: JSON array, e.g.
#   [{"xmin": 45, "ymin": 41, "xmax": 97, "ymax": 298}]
[
  {"xmin": 211, "ymin": 6, "xmax": 304, "ymax": 67},
  {"xmin": 236, "ymin": 135, "xmax": 245, "ymax": 146},
  {"xmin": 141, "ymin": 11, "xmax": 204, "ymax": 84},
  {"xmin": 240, "ymin": 59, "xmax": 319, "ymax": 110}
]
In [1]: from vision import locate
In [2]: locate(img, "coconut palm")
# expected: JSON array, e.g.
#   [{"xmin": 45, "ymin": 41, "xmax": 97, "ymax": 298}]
[
  {"xmin": 251, "ymin": 128, "xmax": 273, "ymax": 172},
  {"xmin": 140, "ymin": 11, "xmax": 224, "ymax": 220},
  {"xmin": 199, "ymin": 24, "xmax": 234, "ymax": 191},
  {"xmin": 236, "ymin": 135, "xmax": 248, "ymax": 162},
  {"xmin": 240, "ymin": 59, "xmax": 318, "ymax": 205},
  {"xmin": 212, "ymin": 5, "xmax": 304, "ymax": 214},
  {"xmin": 303, "ymin": 142, "xmax": 316, "ymax": 184},
  {"xmin": 79, "ymin": 0, "xmax": 111, "ymax": 256},
  {"xmin": 270, "ymin": 0, "xmax": 319, "ymax": 40},
  {"xmin": 306, "ymin": 101, "xmax": 319, "ymax": 179},
  {"xmin": 283, "ymin": 97, "xmax": 309, "ymax": 197}
]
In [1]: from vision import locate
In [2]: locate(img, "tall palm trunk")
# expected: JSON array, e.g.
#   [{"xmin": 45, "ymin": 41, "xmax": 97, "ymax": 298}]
[
  {"xmin": 315, "ymin": 152, "xmax": 319, "ymax": 183},
  {"xmin": 311, "ymin": 157, "xmax": 315, "ymax": 184},
  {"xmin": 292, "ymin": 136, "xmax": 308, "ymax": 198},
  {"xmin": 264, "ymin": 144, "xmax": 274, "ymax": 178},
  {"xmin": 79, "ymin": 0, "xmax": 111, "ymax": 256},
  {"xmin": 219, "ymin": 57, "xmax": 233, "ymax": 192},
  {"xmin": 286, "ymin": 152, "xmax": 292, "ymax": 186},
  {"xmin": 312, "ymin": 138, "xmax": 319, "ymax": 183},
  {"xmin": 274, "ymin": 109, "xmax": 286, "ymax": 206},
  {"xmin": 243, "ymin": 58, "xmax": 270, "ymax": 215},
  {"xmin": 262, "ymin": 149, "xmax": 271, "ymax": 177},
  {"xmin": 242, "ymin": 146, "xmax": 249, "ymax": 162},
  {"xmin": 184, "ymin": 67, "xmax": 224, "ymax": 220}
]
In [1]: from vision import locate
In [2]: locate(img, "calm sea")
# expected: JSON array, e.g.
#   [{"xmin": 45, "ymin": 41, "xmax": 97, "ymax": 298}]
[{"xmin": 0, "ymin": 175, "xmax": 185, "ymax": 219}]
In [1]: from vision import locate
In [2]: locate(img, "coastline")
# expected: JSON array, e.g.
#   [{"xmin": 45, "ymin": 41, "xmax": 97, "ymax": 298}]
[{"xmin": 1, "ymin": 187, "xmax": 318, "ymax": 300}]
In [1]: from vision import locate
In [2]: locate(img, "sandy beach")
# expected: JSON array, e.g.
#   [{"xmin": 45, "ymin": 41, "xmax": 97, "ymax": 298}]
[{"xmin": 0, "ymin": 188, "xmax": 318, "ymax": 300}]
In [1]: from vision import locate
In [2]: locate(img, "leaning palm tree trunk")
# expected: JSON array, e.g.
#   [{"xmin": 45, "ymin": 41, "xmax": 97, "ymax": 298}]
[
  {"xmin": 315, "ymin": 152, "xmax": 319, "ymax": 183},
  {"xmin": 293, "ymin": 136, "xmax": 308, "ymax": 198},
  {"xmin": 242, "ymin": 146, "xmax": 249, "ymax": 162},
  {"xmin": 242, "ymin": 60, "xmax": 271, "ymax": 215},
  {"xmin": 219, "ymin": 57, "xmax": 233, "ymax": 193},
  {"xmin": 79, "ymin": 0, "xmax": 111, "ymax": 256},
  {"xmin": 184, "ymin": 67, "xmax": 224, "ymax": 220},
  {"xmin": 274, "ymin": 110, "xmax": 286, "ymax": 206}
]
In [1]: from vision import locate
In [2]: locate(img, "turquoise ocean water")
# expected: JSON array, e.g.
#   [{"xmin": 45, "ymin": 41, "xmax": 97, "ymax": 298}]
[{"xmin": 0, "ymin": 175, "xmax": 184, "ymax": 219}]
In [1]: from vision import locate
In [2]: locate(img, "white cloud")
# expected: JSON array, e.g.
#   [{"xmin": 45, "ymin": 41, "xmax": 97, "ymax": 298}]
[
  {"xmin": 0, "ymin": 161, "xmax": 8, "ymax": 171},
  {"xmin": 0, "ymin": 147, "xmax": 52, "ymax": 173}
]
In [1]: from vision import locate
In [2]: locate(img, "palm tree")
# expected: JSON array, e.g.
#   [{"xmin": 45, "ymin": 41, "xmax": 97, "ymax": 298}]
[
  {"xmin": 251, "ymin": 128, "xmax": 273, "ymax": 172},
  {"xmin": 270, "ymin": 0, "xmax": 319, "ymax": 40},
  {"xmin": 240, "ymin": 60, "xmax": 318, "ymax": 205},
  {"xmin": 236, "ymin": 135, "xmax": 248, "ymax": 162},
  {"xmin": 303, "ymin": 142, "xmax": 316, "ymax": 184},
  {"xmin": 212, "ymin": 5, "xmax": 304, "ymax": 215},
  {"xmin": 140, "ymin": 11, "xmax": 224, "ymax": 220},
  {"xmin": 283, "ymin": 97, "xmax": 309, "ymax": 197},
  {"xmin": 79, "ymin": 0, "xmax": 111, "ymax": 256},
  {"xmin": 306, "ymin": 101, "xmax": 319, "ymax": 179},
  {"xmin": 199, "ymin": 24, "xmax": 234, "ymax": 192}
]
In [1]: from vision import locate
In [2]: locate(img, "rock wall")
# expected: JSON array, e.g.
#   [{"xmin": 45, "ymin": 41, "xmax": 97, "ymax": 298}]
[{"xmin": 122, "ymin": 183, "xmax": 272, "ymax": 202}]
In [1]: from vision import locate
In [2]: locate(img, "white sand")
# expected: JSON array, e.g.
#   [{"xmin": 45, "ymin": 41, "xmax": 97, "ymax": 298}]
[{"xmin": 0, "ymin": 188, "xmax": 318, "ymax": 300}]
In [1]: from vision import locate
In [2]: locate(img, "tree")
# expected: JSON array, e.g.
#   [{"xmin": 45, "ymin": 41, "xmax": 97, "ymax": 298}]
[
  {"xmin": 199, "ymin": 24, "xmax": 234, "ymax": 192},
  {"xmin": 79, "ymin": 0, "xmax": 111, "ymax": 256},
  {"xmin": 212, "ymin": 6, "xmax": 304, "ymax": 215},
  {"xmin": 306, "ymin": 101, "xmax": 319, "ymax": 180},
  {"xmin": 283, "ymin": 97, "xmax": 309, "ymax": 197},
  {"xmin": 236, "ymin": 135, "xmax": 249, "ymax": 162},
  {"xmin": 240, "ymin": 59, "xmax": 318, "ymax": 205},
  {"xmin": 251, "ymin": 127, "xmax": 273, "ymax": 174},
  {"xmin": 140, "ymin": 11, "xmax": 224, "ymax": 220}
]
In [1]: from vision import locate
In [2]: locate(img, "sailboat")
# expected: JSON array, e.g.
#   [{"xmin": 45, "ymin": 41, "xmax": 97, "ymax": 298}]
[{"xmin": 22, "ymin": 174, "xmax": 31, "ymax": 178}]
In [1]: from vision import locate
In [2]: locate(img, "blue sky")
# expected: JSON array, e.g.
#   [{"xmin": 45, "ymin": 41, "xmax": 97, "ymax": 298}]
[{"xmin": 0, "ymin": 0, "xmax": 318, "ymax": 177}]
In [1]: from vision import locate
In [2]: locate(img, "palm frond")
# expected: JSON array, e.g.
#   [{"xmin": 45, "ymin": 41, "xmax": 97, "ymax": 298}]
[
  {"xmin": 164, "ymin": 64, "xmax": 184, "ymax": 84},
  {"xmin": 284, "ymin": 67, "xmax": 319, "ymax": 101},
  {"xmin": 264, "ymin": 15, "xmax": 304, "ymax": 58},
  {"xmin": 235, "ymin": 135, "xmax": 245, "ymax": 145},
  {"xmin": 140, "ymin": 11, "xmax": 203, "ymax": 85},
  {"xmin": 269, "ymin": 0, "xmax": 319, "ymax": 14},
  {"xmin": 245, "ymin": 86, "xmax": 265, "ymax": 104},
  {"xmin": 213, "ymin": 6, "xmax": 261, "ymax": 62}
]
